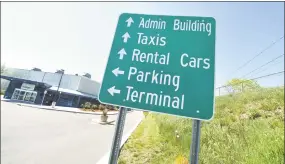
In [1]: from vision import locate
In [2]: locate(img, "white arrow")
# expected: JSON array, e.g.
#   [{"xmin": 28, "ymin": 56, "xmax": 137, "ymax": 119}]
[
  {"xmin": 125, "ymin": 17, "xmax": 134, "ymax": 27},
  {"xmin": 122, "ymin": 32, "xmax": 130, "ymax": 43},
  {"xmin": 108, "ymin": 86, "xmax": 121, "ymax": 96},
  {"xmin": 112, "ymin": 67, "xmax": 125, "ymax": 77},
  {"xmin": 118, "ymin": 48, "xmax": 127, "ymax": 60}
]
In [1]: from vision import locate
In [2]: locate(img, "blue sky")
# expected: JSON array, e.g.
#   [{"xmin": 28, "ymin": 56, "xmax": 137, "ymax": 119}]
[{"xmin": 1, "ymin": 2, "xmax": 284, "ymax": 87}]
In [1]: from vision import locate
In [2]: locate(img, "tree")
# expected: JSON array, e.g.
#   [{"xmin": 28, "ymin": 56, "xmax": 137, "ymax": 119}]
[
  {"xmin": 226, "ymin": 78, "xmax": 260, "ymax": 93},
  {"xmin": 83, "ymin": 73, "xmax": 91, "ymax": 79},
  {"xmin": 31, "ymin": 67, "xmax": 42, "ymax": 71},
  {"xmin": 55, "ymin": 69, "xmax": 64, "ymax": 74}
]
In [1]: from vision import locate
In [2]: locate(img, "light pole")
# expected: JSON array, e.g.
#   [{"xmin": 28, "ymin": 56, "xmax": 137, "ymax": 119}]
[
  {"xmin": 41, "ymin": 72, "xmax": 47, "ymax": 82},
  {"xmin": 52, "ymin": 69, "xmax": 64, "ymax": 108},
  {"xmin": 41, "ymin": 90, "xmax": 47, "ymax": 106}
]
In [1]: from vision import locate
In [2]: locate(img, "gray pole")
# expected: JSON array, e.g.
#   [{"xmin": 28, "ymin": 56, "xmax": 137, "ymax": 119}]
[
  {"xmin": 41, "ymin": 91, "xmax": 46, "ymax": 106},
  {"xmin": 41, "ymin": 72, "xmax": 46, "ymax": 82},
  {"xmin": 108, "ymin": 107, "xmax": 127, "ymax": 164},
  {"xmin": 55, "ymin": 72, "xmax": 64, "ymax": 101},
  {"xmin": 53, "ymin": 70, "xmax": 64, "ymax": 102},
  {"xmin": 189, "ymin": 119, "xmax": 202, "ymax": 164},
  {"xmin": 57, "ymin": 92, "xmax": 62, "ymax": 104}
]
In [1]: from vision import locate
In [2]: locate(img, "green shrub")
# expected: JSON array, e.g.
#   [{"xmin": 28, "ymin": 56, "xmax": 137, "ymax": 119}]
[
  {"xmin": 250, "ymin": 111, "xmax": 263, "ymax": 119},
  {"xmin": 91, "ymin": 104, "xmax": 98, "ymax": 109},
  {"xmin": 143, "ymin": 111, "xmax": 149, "ymax": 117},
  {"xmin": 99, "ymin": 104, "xmax": 105, "ymax": 110},
  {"xmin": 119, "ymin": 87, "xmax": 284, "ymax": 164},
  {"xmin": 106, "ymin": 105, "xmax": 114, "ymax": 110},
  {"xmin": 174, "ymin": 155, "xmax": 188, "ymax": 164},
  {"xmin": 84, "ymin": 102, "xmax": 91, "ymax": 109},
  {"xmin": 259, "ymin": 99, "xmax": 281, "ymax": 111}
]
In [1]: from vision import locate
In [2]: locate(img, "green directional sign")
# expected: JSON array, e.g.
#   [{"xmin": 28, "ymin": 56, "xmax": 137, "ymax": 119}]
[{"xmin": 99, "ymin": 13, "xmax": 216, "ymax": 120}]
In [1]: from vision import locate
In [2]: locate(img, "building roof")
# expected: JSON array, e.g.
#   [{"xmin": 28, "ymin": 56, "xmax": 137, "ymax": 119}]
[
  {"xmin": 0, "ymin": 75, "xmax": 52, "ymax": 88},
  {"xmin": 2, "ymin": 68, "xmax": 100, "ymax": 96},
  {"xmin": 47, "ymin": 86, "xmax": 97, "ymax": 99}
]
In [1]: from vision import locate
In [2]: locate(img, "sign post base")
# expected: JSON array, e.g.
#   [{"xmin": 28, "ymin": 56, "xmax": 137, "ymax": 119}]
[
  {"xmin": 189, "ymin": 119, "xmax": 201, "ymax": 164},
  {"xmin": 108, "ymin": 107, "xmax": 127, "ymax": 164}
]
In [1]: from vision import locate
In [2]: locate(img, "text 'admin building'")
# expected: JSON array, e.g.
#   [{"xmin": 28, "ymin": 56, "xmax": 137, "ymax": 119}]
[{"xmin": 1, "ymin": 68, "xmax": 100, "ymax": 107}]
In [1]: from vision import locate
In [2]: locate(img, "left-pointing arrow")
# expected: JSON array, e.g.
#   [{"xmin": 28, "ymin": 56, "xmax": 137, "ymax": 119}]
[
  {"xmin": 108, "ymin": 86, "xmax": 121, "ymax": 96},
  {"xmin": 112, "ymin": 67, "xmax": 125, "ymax": 77}
]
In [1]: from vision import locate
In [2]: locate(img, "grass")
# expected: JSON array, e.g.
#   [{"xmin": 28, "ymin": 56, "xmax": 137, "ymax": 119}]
[{"xmin": 118, "ymin": 87, "xmax": 284, "ymax": 164}]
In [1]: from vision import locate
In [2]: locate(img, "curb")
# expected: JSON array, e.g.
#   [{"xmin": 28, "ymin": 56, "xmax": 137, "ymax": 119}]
[
  {"xmin": 17, "ymin": 103, "xmax": 133, "ymax": 116},
  {"xmin": 96, "ymin": 113, "xmax": 144, "ymax": 164}
]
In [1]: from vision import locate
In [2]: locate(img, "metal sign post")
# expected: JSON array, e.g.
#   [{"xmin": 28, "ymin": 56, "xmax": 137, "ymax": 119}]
[
  {"xmin": 189, "ymin": 119, "xmax": 202, "ymax": 164},
  {"xmin": 108, "ymin": 107, "xmax": 127, "ymax": 164}
]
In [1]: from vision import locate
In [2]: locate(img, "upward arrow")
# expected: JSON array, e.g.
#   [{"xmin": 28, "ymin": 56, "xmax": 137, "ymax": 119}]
[
  {"xmin": 125, "ymin": 17, "xmax": 134, "ymax": 27},
  {"xmin": 122, "ymin": 32, "xmax": 130, "ymax": 43},
  {"xmin": 118, "ymin": 48, "xmax": 127, "ymax": 60}
]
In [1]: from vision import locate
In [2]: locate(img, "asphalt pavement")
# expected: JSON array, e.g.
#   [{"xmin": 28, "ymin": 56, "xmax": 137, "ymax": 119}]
[{"xmin": 1, "ymin": 101, "xmax": 143, "ymax": 164}]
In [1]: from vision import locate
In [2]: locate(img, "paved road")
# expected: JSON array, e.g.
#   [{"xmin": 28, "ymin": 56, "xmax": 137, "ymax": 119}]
[{"xmin": 1, "ymin": 101, "xmax": 143, "ymax": 164}]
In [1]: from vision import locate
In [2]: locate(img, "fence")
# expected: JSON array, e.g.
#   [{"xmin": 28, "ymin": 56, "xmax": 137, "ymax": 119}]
[{"xmin": 216, "ymin": 71, "xmax": 284, "ymax": 96}]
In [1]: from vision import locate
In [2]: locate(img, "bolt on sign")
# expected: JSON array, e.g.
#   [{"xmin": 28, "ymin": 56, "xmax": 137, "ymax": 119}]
[{"xmin": 99, "ymin": 13, "xmax": 216, "ymax": 120}]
